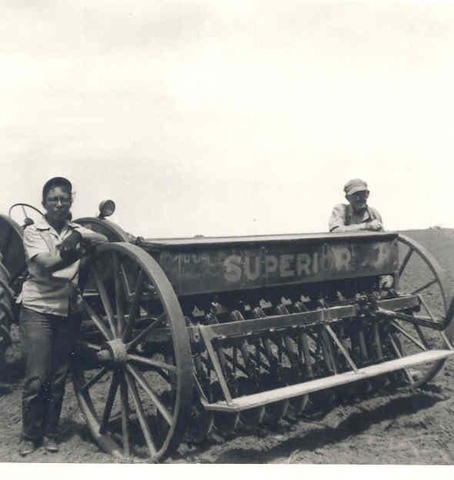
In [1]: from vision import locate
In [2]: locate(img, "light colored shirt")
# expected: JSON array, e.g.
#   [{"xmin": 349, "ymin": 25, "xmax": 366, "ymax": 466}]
[
  {"xmin": 19, "ymin": 217, "xmax": 96, "ymax": 316},
  {"xmin": 329, "ymin": 204, "xmax": 383, "ymax": 232}
]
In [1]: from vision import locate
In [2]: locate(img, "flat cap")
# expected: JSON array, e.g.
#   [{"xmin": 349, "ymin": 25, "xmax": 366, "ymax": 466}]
[{"xmin": 344, "ymin": 178, "xmax": 368, "ymax": 195}]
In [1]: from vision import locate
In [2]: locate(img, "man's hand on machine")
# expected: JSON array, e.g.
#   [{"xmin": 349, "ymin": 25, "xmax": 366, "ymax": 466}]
[
  {"xmin": 80, "ymin": 240, "xmax": 98, "ymax": 257},
  {"xmin": 59, "ymin": 230, "xmax": 102, "ymax": 265},
  {"xmin": 59, "ymin": 230, "xmax": 88, "ymax": 264}
]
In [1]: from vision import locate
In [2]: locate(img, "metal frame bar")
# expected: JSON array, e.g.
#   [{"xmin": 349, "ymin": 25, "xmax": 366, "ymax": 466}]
[
  {"xmin": 203, "ymin": 350, "xmax": 454, "ymax": 412},
  {"xmin": 197, "ymin": 296, "xmax": 420, "ymax": 341},
  {"xmin": 195, "ymin": 295, "xmax": 421, "ymax": 407},
  {"xmin": 325, "ymin": 324, "xmax": 358, "ymax": 372},
  {"xmin": 198, "ymin": 326, "xmax": 234, "ymax": 404},
  {"xmin": 378, "ymin": 308, "xmax": 445, "ymax": 330},
  {"xmin": 390, "ymin": 320, "xmax": 427, "ymax": 351}
]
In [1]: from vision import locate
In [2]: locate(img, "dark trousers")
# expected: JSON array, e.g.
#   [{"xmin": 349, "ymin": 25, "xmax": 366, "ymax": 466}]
[{"xmin": 20, "ymin": 307, "xmax": 80, "ymax": 441}]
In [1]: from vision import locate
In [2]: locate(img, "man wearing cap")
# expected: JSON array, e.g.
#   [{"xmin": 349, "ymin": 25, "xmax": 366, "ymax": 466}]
[{"xmin": 329, "ymin": 178, "xmax": 384, "ymax": 233}]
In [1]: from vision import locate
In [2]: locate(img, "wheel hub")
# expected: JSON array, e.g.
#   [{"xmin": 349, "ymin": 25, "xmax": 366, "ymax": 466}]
[{"xmin": 98, "ymin": 339, "xmax": 128, "ymax": 366}]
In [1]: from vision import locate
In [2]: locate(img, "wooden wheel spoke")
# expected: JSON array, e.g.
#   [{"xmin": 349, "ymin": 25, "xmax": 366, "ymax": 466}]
[
  {"xmin": 100, "ymin": 372, "xmax": 120, "ymax": 434},
  {"xmin": 399, "ymin": 247, "xmax": 414, "ymax": 277},
  {"xmin": 119, "ymin": 374, "xmax": 131, "ymax": 456},
  {"xmin": 122, "ymin": 270, "xmax": 144, "ymax": 342},
  {"xmin": 126, "ymin": 313, "xmax": 166, "ymax": 351},
  {"xmin": 79, "ymin": 298, "xmax": 112, "ymax": 341},
  {"xmin": 125, "ymin": 371, "xmax": 158, "ymax": 457},
  {"xmin": 112, "ymin": 252, "xmax": 126, "ymax": 334},
  {"xmin": 75, "ymin": 340, "xmax": 103, "ymax": 369},
  {"xmin": 418, "ymin": 295, "xmax": 441, "ymax": 324},
  {"xmin": 120, "ymin": 263, "xmax": 133, "ymax": 298},
  {"xmin": 127, "ymin": 353, "xmax": 177, "ymax": 373},
  {"xmin": 93, "ymin": 267, "xmax": 117, "ymax": 336},
  {"xmin": 77, "ymin": 340, "xmax": 102, "ymax": 351},
  {"xmin": 411, "ymin": 278, "xmax": 438, "ymax": 295},
  {"xmin": 81, "ymin": 367, "xmax": 108, "ymax": 392},
  {"xmin": 126, "ymin": 364, "xmax": 173, "ymax": 426}
]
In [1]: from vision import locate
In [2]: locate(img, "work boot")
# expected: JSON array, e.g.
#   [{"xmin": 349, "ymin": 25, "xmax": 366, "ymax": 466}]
[
  {"xmin": 19, "ymin": 439, "xmax": 36, "ymax": 457},
  {"xmin": 43, "ymin": 436, "xmax": 59, "ymax": 453}
]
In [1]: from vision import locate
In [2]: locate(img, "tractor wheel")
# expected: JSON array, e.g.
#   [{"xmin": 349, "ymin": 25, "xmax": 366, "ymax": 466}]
[
  {"xmin": 0, "ymin": 262, "xmax": 15, "ymax": 369},
  {"xmin": 75, "ymin": 217, "xmax": 131, "ymax": 243},
  {"xmin": 0, "ymin": 214, "xmax": 26, "ymax": 297},
  {"xmin": 71, "ymin": 243, "xmax": 193, "ymax": 462},
  {"xmin": 0, "ymin": 214, "xmax": 23, "ymax": 370}
]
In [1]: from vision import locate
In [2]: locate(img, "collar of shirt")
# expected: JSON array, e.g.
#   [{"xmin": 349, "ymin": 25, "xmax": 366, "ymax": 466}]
[
  {"xmin": 345, "ymin": 204, "xmax": 372, "ymax": 224},
  {"xmin": 34, "ymin": 217, "xmax": 79, "ymax": 237}
]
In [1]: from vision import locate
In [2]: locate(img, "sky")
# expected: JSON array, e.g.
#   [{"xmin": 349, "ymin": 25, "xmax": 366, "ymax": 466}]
[{"xmin": 1, "ymin": 0, "xmax": 454, "ymax": 238}]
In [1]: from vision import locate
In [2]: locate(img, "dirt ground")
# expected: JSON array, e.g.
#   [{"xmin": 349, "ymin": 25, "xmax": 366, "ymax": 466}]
[{"xmin": 2, "ymin": 228, "xmax": 454, "ymax": 465}]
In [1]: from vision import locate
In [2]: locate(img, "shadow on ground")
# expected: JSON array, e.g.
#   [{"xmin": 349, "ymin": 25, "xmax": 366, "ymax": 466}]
[{"xmin": 191, "ymin": 391, "xmax": 445, "ymax": 463}]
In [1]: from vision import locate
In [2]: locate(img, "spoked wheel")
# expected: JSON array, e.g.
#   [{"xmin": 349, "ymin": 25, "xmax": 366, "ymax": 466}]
[
  {"xmin": 386, "ymin": 234, "xmax": 453, "ymax": 388},
  {"xmin": 8, "ymin": 203, "xmax": 44, "ymax": 228},
  {"xmin": 72, "ymin": 243, "xmax": 193, "ymax": 462}
]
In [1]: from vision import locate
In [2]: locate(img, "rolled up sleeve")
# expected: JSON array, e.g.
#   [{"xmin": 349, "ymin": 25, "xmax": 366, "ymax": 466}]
[
  {"xmin": 23, "ymin": 227, "xmax": 49, "ymax": 262},
  {"xmin": 375, "ymin": 209, "xmax": 384, "ymax": 226},
  {"xmin": 329, "ymin": 204, "xmax": 347, "ymax": 232}
]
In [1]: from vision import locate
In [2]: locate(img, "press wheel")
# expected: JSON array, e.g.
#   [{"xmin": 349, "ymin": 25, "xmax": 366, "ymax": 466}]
[
  {"xmin": 390, "ymin": 234, "xmax": 453, "ymax": 388},
  {"xmin": 72, "ymin": 243, "xmax": 192, "ymax": 462}
]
